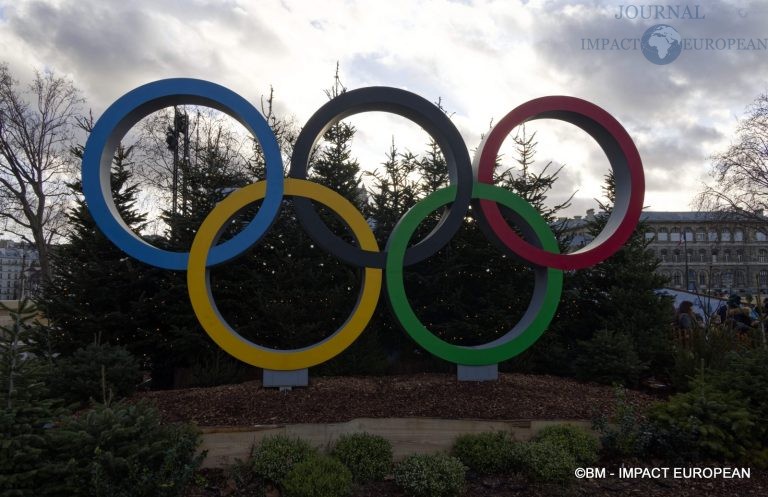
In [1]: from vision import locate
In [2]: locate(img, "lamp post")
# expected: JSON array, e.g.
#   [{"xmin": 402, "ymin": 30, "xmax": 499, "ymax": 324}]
[{"xmin": 684, "ymin": 230, "xmax": 691, "ymax": 291}]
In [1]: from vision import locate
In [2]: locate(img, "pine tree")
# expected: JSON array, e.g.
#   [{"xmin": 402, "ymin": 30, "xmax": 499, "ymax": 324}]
[
  {"xmin": 366, "ymin": 139, "xmax": 419, "ymax": 238},
  {"xmin": 41, "ymin": 145, "xmax": 158, "ymax": 356},
  {"xmin": 387, "ymin": 125, "xmax": 572, "ymax": 368},
  {"xmin": 558, "ymin": 173, "xmax": 673, "ymax": 379},
  {"xmin": 1, "ymin": 299, "xmax": 49, "ymax": 408},
  {"xmin": 0, "ymin": 299, "xmax": 64, "ymax": 497},
  {"xmin": 495, "ymin": 127, "xmax": 573, "ymax": 226},
  {"xmin": 310, "ymin": 64, "xmax": 362, "ymax": 205}
]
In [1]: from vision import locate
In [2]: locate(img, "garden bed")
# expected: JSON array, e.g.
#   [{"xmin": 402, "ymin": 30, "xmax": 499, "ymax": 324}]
[{"xmin": 137, "ymin": 372, "xmax": 657, "ymax": 426}]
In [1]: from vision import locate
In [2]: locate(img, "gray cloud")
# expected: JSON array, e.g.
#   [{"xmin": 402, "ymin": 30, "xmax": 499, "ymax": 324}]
[{"xmin": 0, "ymin": 0, "xmax": 764, "ymax": 216}]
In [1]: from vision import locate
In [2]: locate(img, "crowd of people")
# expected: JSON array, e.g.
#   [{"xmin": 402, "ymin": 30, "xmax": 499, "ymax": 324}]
[{"xmin": 675, "ymin": 294, "xmax": 768, "ymax": 332}]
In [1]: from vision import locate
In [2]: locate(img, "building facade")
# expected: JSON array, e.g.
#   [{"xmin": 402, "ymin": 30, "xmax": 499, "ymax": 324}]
[
  {"xmin": 561, "ymin": 211, "xmax": 768, "ymax": 296},
  {"xmin": 0, "ymin": 239, "xmax": 41, "ymax": 300}
]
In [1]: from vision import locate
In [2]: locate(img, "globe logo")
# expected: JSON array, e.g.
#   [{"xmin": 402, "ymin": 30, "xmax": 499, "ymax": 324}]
[{"xmin": 641, "ymin": 24, "xmax": 682, "ymax": 65}]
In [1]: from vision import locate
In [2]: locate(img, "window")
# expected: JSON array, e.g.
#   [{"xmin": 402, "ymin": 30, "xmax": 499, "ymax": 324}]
[
  {"xmin": 708, "ymin": 229, "xmax": 718, "ymax": 242},
  {"xmin": 685, "ymin": 228, "xmax": 694, "ymax": 242},
  {"xmin": 672, "ymin": 271, "xmax": 682, "ymax": 286},
  {"xmin": 696, "ymin": 228, "xmax": 706, "ymax": 242},
  {"xmin": 760, "ymin": 249, "xmax": 768, "ymax": 263},
  {"xmin": 698, "ymin": 249, "xmax": 706, "ymax": 262},
  {"xmin": 760, "ymin": 270, "xmax": 768, "ymax": 287},
  {"xmin": 735, "ymin": 229, "xmax": 744, "ymax": 242},
  {"xmin": 757, "ymin": 231, "xmax": 767, "ymax": 242},
  {"xmin": 736, "ymin": 250, "xmax": 744, "ymax": 262},
  {"xmin": 645, "ymin": 230, "xmax": 656, "ymax": 241},
  {"xmin": 722, "ymin": 271, "xmax": 734, "ymax": 288},
  {"xmin": 736, "ymin": 271, "xmax": 746, "ymax": 287},
  {"xmin": 712, "ymin": 250, "xmax": 718, "ymax": 263},
  {"xmin": 724, "ymin": 249, "xmax": 731, "ymax": 262},
  {"xmin": 671, "ymin": 227, "xmax": 681, "ymax": 242},
  {"xmin": 721, "ymin": 228, "xmax": 732, "ymax": 242},
  {"xmin": 712, "ymin": 271, "xmax": 721, "ymax": 287},
  {"xmin": 658, "ymin": 228, "xmax": 669, "ymax": 241},
  {"xmin": 699, "ymin": 271, "xmax": 707, "ymax": 286},
  {"xmin": 660, "ymin": 249, "xmax": 668, "ymax": 262},
  {"xmin": 673, "ymin": 249, "xmax": 681, "ymax": 262}
]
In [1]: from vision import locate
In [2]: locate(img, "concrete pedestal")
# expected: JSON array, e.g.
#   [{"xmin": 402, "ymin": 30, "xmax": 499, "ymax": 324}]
[
  {"xmin": 457, "ymin": 364, "xmax": 498, "ymax": 382},
  {"xmin": 263, "ymin": 368, "xmax": 308, "ymax": 388}
]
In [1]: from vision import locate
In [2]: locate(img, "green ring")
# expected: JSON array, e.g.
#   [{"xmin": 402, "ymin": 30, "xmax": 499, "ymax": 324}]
[{"xmin": 385, "ymin": 183, "xmax": 563, "ymax": 365}]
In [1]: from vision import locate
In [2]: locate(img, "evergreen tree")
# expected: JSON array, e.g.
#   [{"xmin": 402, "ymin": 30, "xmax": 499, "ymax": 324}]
[
  {"xmin": 310, "ymin": 64, "xmax": 363, "ymax": 205},
  {"xmin": 554, "ymin": 173, "xmax": 674, "ymax": 380},
  {"xmin": 366, "ymin": 139, "xmax": 419, "ymax": 236},
  {"xmin": 149, "ymin": 131, "xmax": 255, "ymax": 387},
  {"xmin": 42, "ymin": 144, "xmax": 158, "ymax": 357},
  {"xmin": 1, "ymin": 299, "xmax": 49, "ymax": 408},
  {"xmin": 0, "ymin": 300, "xmax": 64, "ymax": 497},
  {"xmin": 386, "ymin": 125, "xmax": 572, "ymax": 369}
]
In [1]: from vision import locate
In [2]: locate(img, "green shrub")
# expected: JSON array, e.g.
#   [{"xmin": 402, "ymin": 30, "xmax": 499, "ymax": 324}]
[
  {"xmin": 251, "ymin": 435, "xmax": 317, "ymax": 485},
  {"xmin": 574, "ymin": 329, "xmax": 645, "ymax": 386},
  {"xmin": 670, "ymin": 327, "xmax": 743, "ymax": 390},
  {"xmin": 709, "ymin": 349, "xmax": 768, "ymax": 422},
  {"xmin": 282, "ymin": 455, "xmax": 352, "ymax": 497},
  {"xmin": 394, "ymin": 453, "xmax": 466, "ymax": 497},
  {"xmin": 46, "ymin": 400, "xmax": 203, "ymax": 497},
  {"xmin": 533, "ymin": 425, "xmax": 599, "ymax": 465},
  {"xmin": 523, "ymin": 440, "xmax": 576, "ymax": 483},
  {"xmin": 648, "ymin": 378, "xmax": 757, "ymax": 463},
  {"xmin": 592, "ymin": 386, "xmax": 647, "ymax": 459},
  {"xmin": 331, "ymin": 432, "xmax": 392, "ymax": 482},
  {"xmin": 0, "ymin": 400, "xmax": 68, "ymax": 497},
  {"xmin": 48, "ymin": 343, "xmax": 142, "ymax": 405},
  {"xmin": 451, "ymin": 431, "xmax": 525, "ymax": 475}
]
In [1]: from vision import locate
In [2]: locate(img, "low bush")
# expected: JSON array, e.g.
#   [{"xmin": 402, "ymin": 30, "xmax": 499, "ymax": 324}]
[
  {"xmin": 331, "ymin": 432, "xmax": 392, "ymax": 482},
  {"xmin": 592, "ymin": 387, "xmax": 646, "ymax": 459},
  {"xmin": 47, "ymin": 400, "xmax": 203, "ymax": 497},
  {"xmin": 0, "ymin": 400, "xmax": 66, "ymax": 497},
  {"xmin": 251, "ymin": 435, "xmax": 317, "ymax": 485},
  {"xmin": 647, "ymin": 378, "xmax": 758, "ymax": 464},
  {"xmin": 394, "ymin": 453, "xmax": 466, "ymax": 497},
  {"xmin": 532, "ymin": 425, "xmax": 599, "ymax": 465},
  {"xmin": 282, "ymin": 455, "xmax": 353, "ymax": 497},
  {"xmin": 451, "ymin": 431, "xmax": 525, "ymax": 475},
  {"xmin": 523, "ymin": 440, "xmax": 576, "ymax": 483},
  {"xmin": 47, "ymin": 343, "xmax": 142, "ymax": 405}
]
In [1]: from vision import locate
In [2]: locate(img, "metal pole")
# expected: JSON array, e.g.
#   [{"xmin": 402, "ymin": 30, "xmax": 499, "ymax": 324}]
[
  {"xmin": 684, "ymin": 231, "xmax": 690, "ymax": 291},
  {"xmin": 181, "ymin": 109, "xmax": 190, "ymax": 216},
  {"xmin": 171, "ymin": 106, "xmax": 179, "ymax": 218}
]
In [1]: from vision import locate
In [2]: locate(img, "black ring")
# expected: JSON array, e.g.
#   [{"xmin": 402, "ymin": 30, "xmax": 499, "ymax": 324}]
[{"xmin": 289, "ymin": 87, "xmax": 473, "ymax": 268}]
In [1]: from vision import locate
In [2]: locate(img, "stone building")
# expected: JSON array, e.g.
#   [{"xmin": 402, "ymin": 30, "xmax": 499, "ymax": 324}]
[
  {"xmin": 0, "ymin": 239, "xmax": 41, "ymax": 300},
  {"xmin": 560, "ymin": 210, "xmax": 768, "ymax": 296}
]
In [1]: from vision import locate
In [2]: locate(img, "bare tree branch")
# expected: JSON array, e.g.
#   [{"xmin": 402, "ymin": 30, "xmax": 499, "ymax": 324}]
[{"xmin": 0, "ymin": 63, "xmax": 83, "ymax": 284}]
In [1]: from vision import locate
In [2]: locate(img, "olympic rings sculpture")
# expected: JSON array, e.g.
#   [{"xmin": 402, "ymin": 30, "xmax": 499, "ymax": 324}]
[{"xmin": 82, "ymin": 78, "xmax": 644, "ymax": 371}]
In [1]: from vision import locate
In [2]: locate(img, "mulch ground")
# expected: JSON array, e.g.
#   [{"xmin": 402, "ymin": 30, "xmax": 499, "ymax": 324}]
[
  {"xmin": 138, "ymin": 373, "xmax": 658, "ymax": 426},
  {"xmin": 155, "ymin": 374, "xmax": 766, "ymax": 497}
]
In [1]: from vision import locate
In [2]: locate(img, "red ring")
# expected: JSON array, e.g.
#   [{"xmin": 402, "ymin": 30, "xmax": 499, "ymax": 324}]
[{"xmin": 475, "ymin": 96, "xmax": 644, "ymax": 270}]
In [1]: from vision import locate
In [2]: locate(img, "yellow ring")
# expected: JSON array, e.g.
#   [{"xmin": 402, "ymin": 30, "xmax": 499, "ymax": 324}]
[{"xmin": 187, "ymin": 178, "xmax": 382, "ymax": 370}]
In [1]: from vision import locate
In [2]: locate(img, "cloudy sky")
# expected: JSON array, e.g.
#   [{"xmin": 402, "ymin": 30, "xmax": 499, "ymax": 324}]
[{"xmin": 1, "ymin": 0, "xmax": 766, "ymax": 216}]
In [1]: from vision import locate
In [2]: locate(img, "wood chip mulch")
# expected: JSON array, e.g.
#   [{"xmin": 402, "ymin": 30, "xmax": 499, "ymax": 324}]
[{"xmin": 137, "ymin": 373, "xmax": 657, "ymax": 426}]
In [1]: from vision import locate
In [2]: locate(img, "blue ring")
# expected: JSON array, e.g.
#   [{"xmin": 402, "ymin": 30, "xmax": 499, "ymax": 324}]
[{"xmin": 82, "ymin": 79, "xmax": 284, "ymax": 270}]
